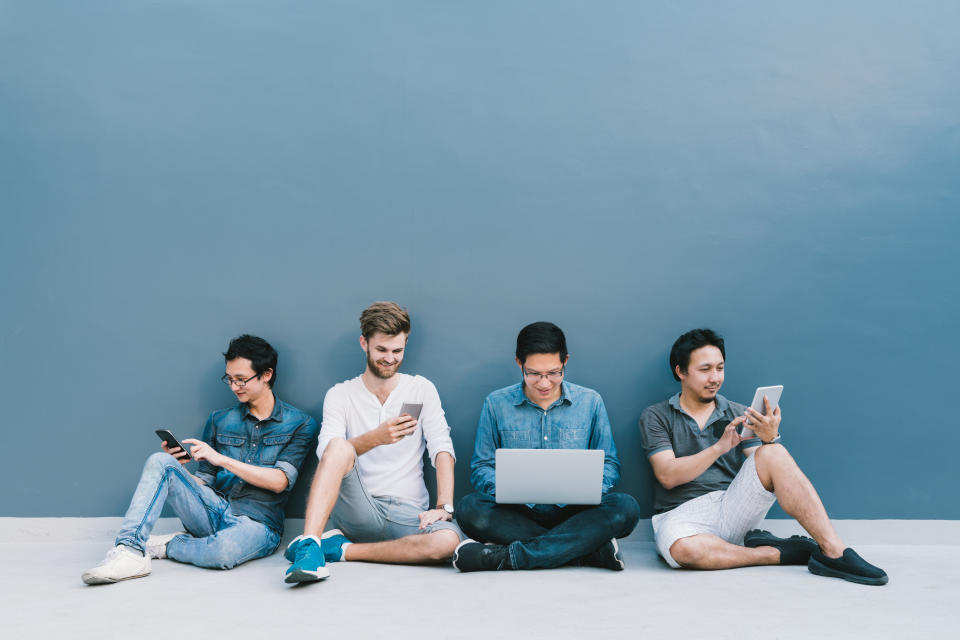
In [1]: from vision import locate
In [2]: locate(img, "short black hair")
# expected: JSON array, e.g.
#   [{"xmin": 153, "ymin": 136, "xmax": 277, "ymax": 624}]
[
  {"xmin": 516, "ymin": 322, "xmax": 568, "ymax": 364},
  {"xmin": 223, "ymin": 334, "xmax": 278, "ymax": 388},
  {"xmin": 669, "ymin": 328, "xmax": 725, "ymax": 381}
]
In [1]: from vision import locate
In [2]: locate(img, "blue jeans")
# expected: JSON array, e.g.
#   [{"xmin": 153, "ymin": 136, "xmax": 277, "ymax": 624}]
[
  {"xmin": 115, "ymin": 452, "xmax": 280, "ymax": 569},
  {"xmin": 456, "ymin": 492, "xmax": 640, "ymax": 569}
]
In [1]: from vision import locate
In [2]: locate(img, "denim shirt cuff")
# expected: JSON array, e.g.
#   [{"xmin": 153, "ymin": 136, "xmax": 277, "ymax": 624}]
[{"xmin": 275, "ymin": 460, "xmax": 298, "ymax": 491}]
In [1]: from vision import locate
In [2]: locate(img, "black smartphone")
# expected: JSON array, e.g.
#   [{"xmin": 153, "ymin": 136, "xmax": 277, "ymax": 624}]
[{"xmin": 155, "ymin": 429, "xmax": 192, "ymax": 460}]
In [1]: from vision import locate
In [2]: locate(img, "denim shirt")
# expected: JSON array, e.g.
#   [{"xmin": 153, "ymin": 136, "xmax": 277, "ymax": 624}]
[
  {"xmin": 469, "ymin": 381, "xmax": 621, "ymax": 498},
  {"xmin": 194, "ymin": 395, "xmax": 319, "ymax": 533}
]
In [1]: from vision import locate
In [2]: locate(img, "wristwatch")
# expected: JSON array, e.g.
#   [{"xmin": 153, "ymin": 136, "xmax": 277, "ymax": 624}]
[
  {"xmin": 437, "ymin": 503, "xmax": 454, "ymax": 515},
  {"xmin": 762, "ymin": 434, "xmax": 782, "ymax": 445}
]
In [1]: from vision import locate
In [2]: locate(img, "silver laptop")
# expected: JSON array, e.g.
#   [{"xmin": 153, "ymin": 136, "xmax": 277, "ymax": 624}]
[{"xmin": 495, "ymin": 449, "xmax": 604, "ymax": 505}]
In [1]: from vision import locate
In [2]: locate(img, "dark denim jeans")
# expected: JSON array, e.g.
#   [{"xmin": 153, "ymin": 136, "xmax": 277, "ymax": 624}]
[{"xmin": 456, "ymin": 492, "xmax": 640, "ymax": 569}]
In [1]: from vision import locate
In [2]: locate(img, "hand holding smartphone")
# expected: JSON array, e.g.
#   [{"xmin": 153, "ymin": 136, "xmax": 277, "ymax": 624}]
[
  {"xmin": 398, "ymin": 402, "xmax": 423, "ymax": 438},
  {"xmin": 155, "ymin": 429, "xmax": 192, "ymax": 461}
]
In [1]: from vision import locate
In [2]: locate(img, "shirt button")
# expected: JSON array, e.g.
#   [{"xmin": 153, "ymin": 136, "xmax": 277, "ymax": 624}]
[{"xmin": 544, "ymin": 436, "xmax": 548, "ymax": 440}]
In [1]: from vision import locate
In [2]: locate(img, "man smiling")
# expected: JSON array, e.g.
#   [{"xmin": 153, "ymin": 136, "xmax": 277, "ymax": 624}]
[
  {"xmin": 284, "ymin": 302, "xmax": 463, "ymax": 583},
  {"xmin": 639, "ymin": 328, "xmax": 887, "ymax": 585},
  {"xmin": 453, "ymin": 321, "xmax": 640, "ymax": 572},
  {"xmin": 82, "ymin": 335, "xmax": 318, "ymax": 584}
]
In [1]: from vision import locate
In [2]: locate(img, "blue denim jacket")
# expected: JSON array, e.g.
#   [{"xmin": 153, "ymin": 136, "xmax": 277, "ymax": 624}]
[
  {"xmin": 194, "ymin": 396, "xmax": 319, "ymax": 533},
  {"xmin": 469, "ymin": 381, "xmax": 621, "ymax": 498}
]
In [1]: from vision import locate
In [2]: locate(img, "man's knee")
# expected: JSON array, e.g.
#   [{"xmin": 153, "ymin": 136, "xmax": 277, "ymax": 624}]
[
  {"xmin": 146, "ymin": 451, "xmax": 180, "ymax": 471},
  {"xmin": 320, "ymin": 438, "xmax": 356, "ymax": 472},
  {"xmin": 455, "ymin": 493, "xmax": 496, "ymax": 536},
  {"xmin": 602, "ymin": 493, "xmax": 641, "ymax": 537},
  {"xmin": 421, "ymin": 530, "xmax": 460, "ymax": 561},
  {"xmin": 669, "ymin": 536, "xmax": 707, "ymax": 569},
  {"xmin": 752, "ymin": 442, "xmax": 795, "ymax": 478}
]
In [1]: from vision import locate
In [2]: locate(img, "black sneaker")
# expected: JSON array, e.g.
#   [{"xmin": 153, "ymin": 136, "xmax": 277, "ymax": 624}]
[
  {"xmin": 744, "ymin": 529, "xmax": 818, "ymax": 565},
  {"xmin": 580, "ymin": 538, "xmax": 625, "ymax": 571},
  {"xmin": 452, "ymin": 539, "xmax": 510, "ymax": 572},
  {"xmin": 808, "ymin": 548, "xmax": 888, "ymax": 586}
]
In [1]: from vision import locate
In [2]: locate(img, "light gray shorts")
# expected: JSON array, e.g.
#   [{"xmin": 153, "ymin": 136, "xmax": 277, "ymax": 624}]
[
  {"xmin": 652, "ymin": 453, "xmax": 776, "ymax": 568},
  {"xmin": 328, "ymin": 465, "xmax": 465, "ymax": 543}
]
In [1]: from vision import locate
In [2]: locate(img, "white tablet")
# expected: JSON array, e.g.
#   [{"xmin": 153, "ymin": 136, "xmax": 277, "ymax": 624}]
[{"xmin": 741, "ymin": 385, "xmax": 783, "ymax": 439}]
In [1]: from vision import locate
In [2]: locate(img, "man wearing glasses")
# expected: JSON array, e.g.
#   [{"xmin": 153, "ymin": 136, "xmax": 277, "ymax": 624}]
[
  {"xmin": 82, "ymin": 335, "xmax": 318, "ymax": 584},
  {"xmin": 453, "ymin": 322, "xmax": 640, "ymax": 572}
]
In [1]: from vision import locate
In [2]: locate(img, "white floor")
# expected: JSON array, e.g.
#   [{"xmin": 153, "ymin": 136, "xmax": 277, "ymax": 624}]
[{"xmin": 3, "ymin": 518, "xmax": 958, "ymax": 640}]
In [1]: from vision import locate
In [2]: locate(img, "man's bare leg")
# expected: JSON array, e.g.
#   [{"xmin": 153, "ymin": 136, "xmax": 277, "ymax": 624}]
[
  {"xmin": 343, "ymin": 529, "xmax": 460, "ymax": 564},
  {"xmin": 752, "ymin": 444, "xmax": 845, "ymax": 558},
  {"xmin": 670, "ymin": 534, "xmax": 779, "ymax": 570},
  {"xmin": 302, "ymin": 438, "xmax": 356, "ymax": 538}
]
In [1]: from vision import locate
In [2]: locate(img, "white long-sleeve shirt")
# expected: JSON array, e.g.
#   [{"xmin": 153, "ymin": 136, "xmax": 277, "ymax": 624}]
[{"xmin": 316, "ymin": 373, "xmax": 455, "ymax": 510}]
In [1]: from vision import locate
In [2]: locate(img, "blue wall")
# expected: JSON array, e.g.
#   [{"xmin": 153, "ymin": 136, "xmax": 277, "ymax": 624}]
[{"xmin": 2, "ymin": 1, "xmax": 958, "ymax": 518}]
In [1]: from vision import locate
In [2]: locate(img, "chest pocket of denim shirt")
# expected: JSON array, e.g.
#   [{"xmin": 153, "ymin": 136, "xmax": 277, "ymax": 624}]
[
  {"xmin": 216, "ymin": 433, "xmax": 247, "ymax": 462},
  {"xmin": 499, "ymin": 428, "xmax": 533, "ymax": 448},
  {"xmin": 557, "ymin": 426, "xmax": 588, "ymax": 449},
  {"xmin": 260, "ymin": 433, "xmax": 292, "ymax": 465}
]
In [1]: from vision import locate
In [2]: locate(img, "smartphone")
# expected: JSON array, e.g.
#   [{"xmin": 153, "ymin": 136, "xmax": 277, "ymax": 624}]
[
  {"xmin": 155, "ymin": 429, "xmax": 192, "ymax": 460},
  {"xmin": 399, "ymin": 402, "xmax": 423, "ymax": 421},
  {"xmin": 740, "ymin": 385, "xmax": 784, "ymax": 439}
]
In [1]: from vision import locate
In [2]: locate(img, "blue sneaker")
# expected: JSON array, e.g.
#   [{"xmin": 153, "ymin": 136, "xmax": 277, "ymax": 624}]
[
  {"xmin": 284, "ymin": 529, "xmax": 352, "ymax": 563},
  {"xmin": 284, "ymin": 537, "xmax": 329, "ymax": 584},
  {"xmin": 320, "ymin": 529, "xmax": 351, "ymax": 562}
]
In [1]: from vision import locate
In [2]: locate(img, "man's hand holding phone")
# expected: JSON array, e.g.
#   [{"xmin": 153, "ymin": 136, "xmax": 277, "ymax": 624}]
[
  {"xmin": 373, "ymin": 415, "xmax": 418, "ymax": 446},
  {"xmin": 161, "ymin": 441, "xmax": 191, "ymax": 466}
]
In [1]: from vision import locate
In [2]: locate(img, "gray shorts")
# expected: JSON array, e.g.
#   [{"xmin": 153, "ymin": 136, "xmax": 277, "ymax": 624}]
[
  {"xmin": 329, "ymin": 465, "xmax": 465, "ymax": 543},
  {"xmin": 652, "ymin": 453, "xmax": 776, "ymax": 568}
]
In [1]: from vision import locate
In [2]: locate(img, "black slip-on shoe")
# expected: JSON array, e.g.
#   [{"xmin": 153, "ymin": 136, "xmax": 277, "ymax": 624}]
[
  {"xmin": 452, "ymin": 539, "xmax": 511, "ymax": 572},
  {"xmin": 808, "ymin": 548, "xmax": 888, "ymax": 586},
  {"xmin": 744, "ymin": 529, "xmax": 818, "ymax": 565}
]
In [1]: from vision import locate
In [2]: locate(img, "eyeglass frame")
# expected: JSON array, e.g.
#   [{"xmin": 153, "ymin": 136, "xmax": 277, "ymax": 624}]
[
  {"xmin": 522, "ymin": 366, "xmax": 565, "ymax": 383},
  {"xmin": 220, "ymin": 372, "xmax": 263, "ymax": 388}
]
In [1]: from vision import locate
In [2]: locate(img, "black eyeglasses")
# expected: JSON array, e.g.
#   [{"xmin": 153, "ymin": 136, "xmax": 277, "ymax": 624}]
[
  {"xmin": 523, "ymin": 367, "xmax": 565, "ymax": 383},
  {"xmin": 220, "ymin": 373, "xmax": 261, "ymax": 388}
]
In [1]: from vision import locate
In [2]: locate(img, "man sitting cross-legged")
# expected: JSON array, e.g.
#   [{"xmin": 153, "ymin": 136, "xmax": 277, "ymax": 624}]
[
  {"xmin": 639, "ymin": 328, "xmax": 887, "ymax": 585},
  {"xmin": 453, "ymin": 321, "xmax": 640, "ymax": 572},
  {"xmin": 284, "ymin": 302, "xmax": 464, "ymax": 583}
]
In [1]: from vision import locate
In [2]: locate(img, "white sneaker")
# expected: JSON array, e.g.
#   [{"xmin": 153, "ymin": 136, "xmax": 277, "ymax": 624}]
[
  {"xmin": 146, "ymin": 531, "xmax": 186, "ymax": 559},
  {"xmin": 82, "ymin": 545, "xmax": 151, "ymax": 585}
]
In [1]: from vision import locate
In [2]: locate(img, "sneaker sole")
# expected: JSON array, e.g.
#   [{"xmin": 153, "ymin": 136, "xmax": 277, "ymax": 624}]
[
  {"xmin": 451, "ymin": 538, "xmax": 477, "ymax": 571},
  {"xmin": 82, "ymin": 570, "xmax": 150, "ymax": 585},
  {"xmin": 808, "ymin": 556, "xmax": 889, "ymax": 586},
  {"xmin": 610, "ymin": 538, "xmax": 625, "ymax": 571},
  {"xmin": 284, "ymin": 567, "xmax": 330, "ymax": 584}
]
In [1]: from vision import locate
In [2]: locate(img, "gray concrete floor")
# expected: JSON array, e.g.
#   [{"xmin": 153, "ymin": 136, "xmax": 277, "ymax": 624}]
[{"xmin": 2, "ymin": 518, "xmax": 958, "ymax": 640}]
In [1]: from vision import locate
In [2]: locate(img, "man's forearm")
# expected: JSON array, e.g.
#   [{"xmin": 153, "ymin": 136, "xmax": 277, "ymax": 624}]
[
  {"xmin": 217, "ymin": 457, "xmax": 288, "ymax": 493},
  {"xmin": 348, "ymin": 432, "xmax": 379, "ymax": 456},
  {"xmin": 434, "ymin": 451, "xmax": 455, "ymax": 505},
  {"xmin": 657, "ymin": 445, "xmax": 724, "ymax": 490}
]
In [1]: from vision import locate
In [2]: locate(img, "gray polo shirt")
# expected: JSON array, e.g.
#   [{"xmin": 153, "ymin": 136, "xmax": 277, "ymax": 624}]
[{"xmin": 639, "ymin": 393, "xmax": 760, "ymax": 514}]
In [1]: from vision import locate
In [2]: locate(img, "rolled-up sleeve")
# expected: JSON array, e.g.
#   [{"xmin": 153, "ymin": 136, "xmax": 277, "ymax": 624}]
[
  {"xmin": 588, "ymin": 397, "xmax": 621, "ymax": 493},
  {"xmin": 316, "ymin": 387, "xmax": 347, "ymax": 459},
  {"xmin": 274, "ymin": 414, "xmax": 319, "ymax": 491},
  {"xmin": 195, "ymin": 414, "xmax": 218, "ymax": 486},
  {"xmin": 421, "ymin": 380, "xmax": 455, "ymax": 467},
  {"xmin": 469, "ymin": 397, "xmax": 499, "ymax": 496}
]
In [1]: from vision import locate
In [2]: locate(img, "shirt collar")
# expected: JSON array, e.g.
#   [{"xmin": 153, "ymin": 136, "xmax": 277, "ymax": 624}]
[
  {"xmin": 511, "ymin": 381, "xmax": 574, "ymax": 408},
  {"xmin": 239, "ymin": 393, "xmax": 283, "ymax": 422},
  {"xmin": 669, "ymin": 391, "xmax": 731, "ymax": 417}
]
